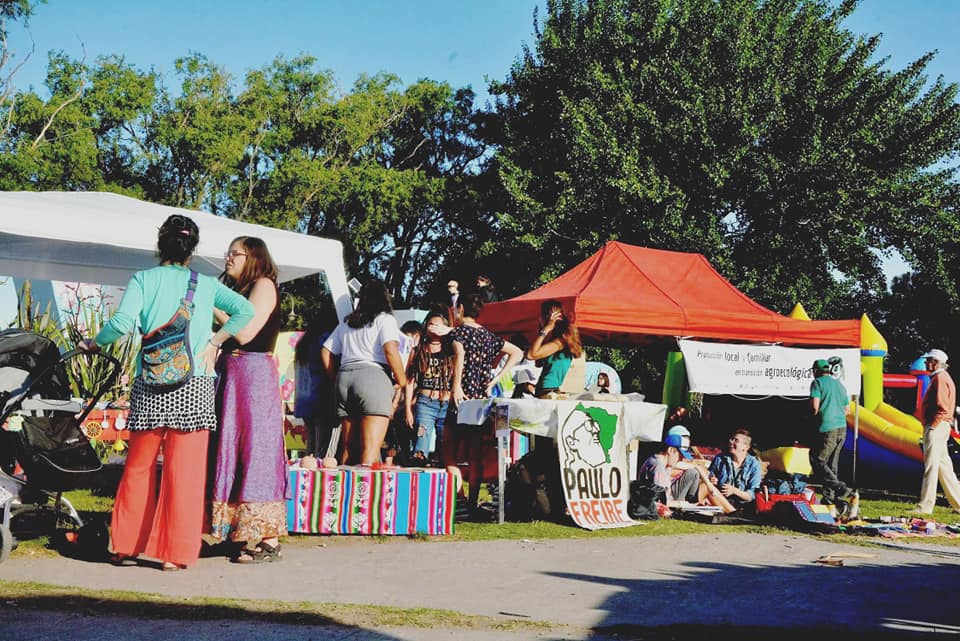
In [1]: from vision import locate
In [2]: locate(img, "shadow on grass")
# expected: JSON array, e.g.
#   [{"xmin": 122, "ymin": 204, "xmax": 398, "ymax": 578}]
[{"xmin": 0, "ymin": 586, "xmax": 545, "ymax": 640}]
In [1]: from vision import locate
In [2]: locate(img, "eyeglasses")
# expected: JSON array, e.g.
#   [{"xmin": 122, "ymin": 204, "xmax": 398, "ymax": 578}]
[{"xmin": 224, "ymin": 250, "xmax": 247, "ymax": 259}]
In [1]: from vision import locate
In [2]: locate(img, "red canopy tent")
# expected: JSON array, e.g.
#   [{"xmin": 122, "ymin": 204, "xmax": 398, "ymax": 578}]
[{"xmin": 479, "ymin": 241, "xmax": 860, "ymax": 347}]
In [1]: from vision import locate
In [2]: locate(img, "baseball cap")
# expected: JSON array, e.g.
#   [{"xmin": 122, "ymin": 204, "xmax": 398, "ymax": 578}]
[
  {"xmin": 664, "ymin": 433, "xmax": 692, "ymax": 460},
  {"xmin": 666, "ymin": 424, "xmax": 691, "ymax": 448},
  {"xmin": 812, "ymin": 359, "xmax": 830, "ymax": 373},
  {"xmin": 921, "ymin": 348, "xmax": 949, "ymax": 364},
  {"xmin": 667, "ymin": 425, "xmax": 690, "ymax": 438}
]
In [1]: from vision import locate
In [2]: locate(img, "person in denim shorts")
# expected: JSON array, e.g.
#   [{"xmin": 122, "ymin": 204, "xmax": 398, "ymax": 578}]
[
  {"xmin": 404, "ymin": 309, "xmax": 456, "ymax": 465},
  {"xmin": 321, "ymin": 280, "xmax": 408, "ymax": 465}
]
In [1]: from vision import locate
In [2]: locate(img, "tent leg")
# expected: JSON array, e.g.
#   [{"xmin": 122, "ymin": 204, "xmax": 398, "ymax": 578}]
[{"xmin": 851, "ymin": 394, "xmax": 859, "ymax": 488}]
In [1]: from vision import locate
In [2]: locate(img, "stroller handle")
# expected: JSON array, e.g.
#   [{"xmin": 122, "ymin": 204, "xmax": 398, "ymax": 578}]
[{"xmin": 11, "ymin": 349, "xmax": 125, "ymax": 426}]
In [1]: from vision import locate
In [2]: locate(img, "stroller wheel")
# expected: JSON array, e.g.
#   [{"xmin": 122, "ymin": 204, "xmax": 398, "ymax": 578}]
[{"xmin": 0, "ymin": 524, "xmax": 13, "ymax": 563}]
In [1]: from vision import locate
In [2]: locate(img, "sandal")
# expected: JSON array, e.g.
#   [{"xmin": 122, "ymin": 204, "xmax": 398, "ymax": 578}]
[
  {"xmin": 232, "ymin": 542, "xmax": 282, "ymax": 564},
  {"xmin": 161, "ymin": 561, "xmax": 183, "ymax": 572},
  {"xmin": 255, "ymin": 541, "xmax": 283, "ymax": 562},
  {"xmin": 409, "ymin": 452, "xmax": 428, "ymax": 467},
  {"xmin": 231, "ymin": 547, "xmax": 262, "ymax": 564}
]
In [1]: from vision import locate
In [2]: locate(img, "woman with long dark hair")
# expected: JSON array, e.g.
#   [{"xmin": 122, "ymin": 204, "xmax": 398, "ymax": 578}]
[
  {"xmin": 80, "ymin": 215, "xmax": 254, "ymax": 571},
  {"xmin": 321, "ymin": 279, "xmax": 407, "ymax": 465},
  {"xmin": 404, "ymin": 308, "xmax": 455, "ymax": 465},
  {"xmin": 208, "ymin": 236, "xmax": 289, "ymax": 564},
  {"xmin": 450, "ymin": 293, "xmax": 523, "ymax": 516},
  {"xmin": 526, "ymin": 300, "xmax": 584, "ymax": 397}
]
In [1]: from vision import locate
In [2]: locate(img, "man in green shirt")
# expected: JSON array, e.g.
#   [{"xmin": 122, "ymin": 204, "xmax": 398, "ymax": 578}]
[{"xmin": 809, "ymin": 358, "xmax": 853, "ymax": 504}]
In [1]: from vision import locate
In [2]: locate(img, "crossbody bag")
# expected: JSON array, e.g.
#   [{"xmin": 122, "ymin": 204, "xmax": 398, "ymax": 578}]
[{"xmin": 140, "ymin": 270, "xmax": 198, "ymax": 392}]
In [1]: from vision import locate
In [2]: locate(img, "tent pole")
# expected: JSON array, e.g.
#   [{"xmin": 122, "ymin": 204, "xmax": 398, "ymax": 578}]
[{"xmin": 851, "ymin": 393, "xmax": 859, "ymax": 487}]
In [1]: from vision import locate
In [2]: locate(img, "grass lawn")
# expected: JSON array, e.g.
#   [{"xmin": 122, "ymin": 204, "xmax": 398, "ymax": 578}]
[
  {"xmin": 4, "ymin": 487, "xmax": 958, "ymax": 633},
  {"xmin": 7, "ymin": 486, "xmax": 960, "ymax": 558}
]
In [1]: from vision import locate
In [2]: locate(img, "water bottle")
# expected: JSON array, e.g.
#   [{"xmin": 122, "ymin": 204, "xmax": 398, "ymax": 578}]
[{"xmin": 848, "ymin": 491, "xmax": 860, "ymax": 519}]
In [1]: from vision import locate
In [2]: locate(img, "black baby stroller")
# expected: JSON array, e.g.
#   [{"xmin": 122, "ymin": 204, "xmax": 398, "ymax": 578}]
[{"xmin": 0, "ymin": 329, "xmax": 120, "ymax": 562}]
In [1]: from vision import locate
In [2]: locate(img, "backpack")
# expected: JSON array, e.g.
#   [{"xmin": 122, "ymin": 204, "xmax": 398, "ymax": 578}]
[
  {"xmin": 504, "ymin": 446, "xmax": 566, "ymax": 522},
  {"xmin": 627, "ymin": 481, "xmax": 666, "ymax": 520},
  {"xmin": 140, "ymin": 270, "xmax": 198, "ymax": 392}
]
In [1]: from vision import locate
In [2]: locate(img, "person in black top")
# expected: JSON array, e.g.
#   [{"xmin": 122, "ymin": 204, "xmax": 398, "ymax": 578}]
[{"xmin": 209, "ymin": 236, "xmax": 288, "ymax": 564}]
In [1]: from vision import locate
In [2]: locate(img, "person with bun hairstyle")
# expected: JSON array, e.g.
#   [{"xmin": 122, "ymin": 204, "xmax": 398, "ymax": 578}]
[{"xmin": 80, "ymin": 215, "xmax": 254, "ymax": 571}]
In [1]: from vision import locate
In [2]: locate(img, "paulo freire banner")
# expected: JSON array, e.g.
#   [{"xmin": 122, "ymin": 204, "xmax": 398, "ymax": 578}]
[
  {"xmin": 677, "ymin": 339, "xmax": 861, "ymax": 398},
  {"xmin": 555, "ymin": 400, "xmax": 635, "ymax": 530}
]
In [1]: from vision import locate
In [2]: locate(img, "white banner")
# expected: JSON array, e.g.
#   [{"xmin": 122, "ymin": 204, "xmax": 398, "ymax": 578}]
[
  {"xmin": 677, "ymin": 339, "xmax": 861, "ymax": 398},
  {"xmin": 555, "ymin": 400, "xmax": 635, "ymax": 530}
]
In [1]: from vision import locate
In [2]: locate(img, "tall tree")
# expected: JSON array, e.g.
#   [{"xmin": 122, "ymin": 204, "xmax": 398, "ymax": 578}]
[{"xmin": 490, "ymin": 0, "xmax": 960, "ymax": 319}]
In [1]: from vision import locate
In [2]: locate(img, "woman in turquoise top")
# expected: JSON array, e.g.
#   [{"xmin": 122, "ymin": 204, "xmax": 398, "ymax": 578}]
[
  {"xmin": 81, "ymin": 214, "xmax": 254, "ymax": 571},
  {"xmin": 526, "ymin": 300, "xmax": 583, "ymax": 397}
]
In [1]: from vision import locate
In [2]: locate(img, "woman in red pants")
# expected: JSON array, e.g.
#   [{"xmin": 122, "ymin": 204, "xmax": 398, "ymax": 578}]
[{"xmin": 81, "ymin": 214, "xmax": 254, "ymax": 570}]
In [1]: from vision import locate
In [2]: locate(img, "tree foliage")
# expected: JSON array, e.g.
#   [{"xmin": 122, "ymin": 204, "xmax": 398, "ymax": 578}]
[
  {"xmin": 491, "ymin": 0, "xmax": 960, "ymax": 319},
  {"xmin": 2, "ymin": 0, "xmax": 960, "ymax": 381}
]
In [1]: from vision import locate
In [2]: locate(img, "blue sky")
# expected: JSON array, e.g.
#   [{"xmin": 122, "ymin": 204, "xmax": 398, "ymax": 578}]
[
  {"xmin": 7, "ymin": 0, "xmax": 544, "ymax": 103},
  {"xmin": 2, "ymin": 0, "xmax": 959, "ymax": 324}
]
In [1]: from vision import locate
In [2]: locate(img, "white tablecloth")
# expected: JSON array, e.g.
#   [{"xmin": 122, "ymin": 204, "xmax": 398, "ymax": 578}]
[{"xmin": 457, "ymin": 395, "xmax": 666, "ymax": 443}]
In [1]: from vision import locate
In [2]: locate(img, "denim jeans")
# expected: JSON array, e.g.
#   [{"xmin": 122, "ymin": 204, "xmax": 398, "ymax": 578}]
[{"xmin": 413, "ymin": 395, "xmax": 450, "ymax": 456}]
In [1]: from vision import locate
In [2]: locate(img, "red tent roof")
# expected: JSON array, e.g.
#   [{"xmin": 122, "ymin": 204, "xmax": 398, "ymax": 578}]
[{"xmin": 479, "ymin": 241, "xmax": 860, "ymax": 347}]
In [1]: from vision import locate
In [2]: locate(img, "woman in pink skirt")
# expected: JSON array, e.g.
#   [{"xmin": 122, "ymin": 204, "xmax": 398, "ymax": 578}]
[{"xmin": 208, "ymin": 236, "xmax": 289, "ymax": 564}]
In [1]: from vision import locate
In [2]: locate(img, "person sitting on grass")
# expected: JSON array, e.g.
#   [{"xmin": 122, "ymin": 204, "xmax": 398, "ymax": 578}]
[
  {"xmin": 637, "ymin": 433, "xmax": 705, "ymax": 507},
  {"xmin": 707, "ymin": 428, "xmax": 762, "ymax": 509}
]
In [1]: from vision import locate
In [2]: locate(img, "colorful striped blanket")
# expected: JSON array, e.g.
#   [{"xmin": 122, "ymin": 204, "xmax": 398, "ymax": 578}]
[{"xmin": 287, "ymin": 467, "xmax": 456, "ymax": 535}]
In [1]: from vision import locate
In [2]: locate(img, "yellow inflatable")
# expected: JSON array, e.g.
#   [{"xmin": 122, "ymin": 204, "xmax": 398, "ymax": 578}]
[
  {"xmin": 759, "ymin": 446, "xmax": 813, "ymax": 476},
  {"xmin": 847, "ymin": 401, "xmax": 923, "ymax": 462}
]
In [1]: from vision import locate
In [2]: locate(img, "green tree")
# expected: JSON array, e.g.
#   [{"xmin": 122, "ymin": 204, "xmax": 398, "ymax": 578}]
[
  {"xmin": 227, "ymin": 58, "xmax": 490, "ymax": 307},
  {"xmin": 144, "ymin": 53, "xmax": 250, "ymax": 210},
  {"xmin": 490, "ymin": 0, "xmax": 960, "ymax": 320}
]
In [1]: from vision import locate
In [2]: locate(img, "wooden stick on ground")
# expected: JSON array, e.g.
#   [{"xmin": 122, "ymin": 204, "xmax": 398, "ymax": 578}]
[{"xmin": 692, "ymin": 464, "xmax": 737, "ymax": 514}]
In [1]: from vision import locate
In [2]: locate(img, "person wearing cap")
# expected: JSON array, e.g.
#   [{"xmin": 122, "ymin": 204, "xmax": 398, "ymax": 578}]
[
  {"xmin": 808, "ymin": 358, "xmax": 853, "ymax": 504},
  {"xmin": 707, "ymin": 428, "xmax": 762, "ymax": 507},
  {"xmin": 666, "ymin": 424, "xmax": 691, "ymax": 448},
  {"xmin": 914, "ymin": 348, "xmax": 960, "ymax": 514},
  {"xmin": 637, "ymin": 433, "xmax": 704, "ymax": 505}
]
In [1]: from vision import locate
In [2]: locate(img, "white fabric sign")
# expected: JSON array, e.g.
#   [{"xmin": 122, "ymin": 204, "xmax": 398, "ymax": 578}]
[
  {"xmin": 456, "ymin": 397, "xmax": 667, "ymax": 443},
  {"xmin": 678, "ymin": 339, "xmax": 861, "ymax": 398},
  {"xmin": 554, "ymin": 400, "xmax": 635, "ymax": 530}
]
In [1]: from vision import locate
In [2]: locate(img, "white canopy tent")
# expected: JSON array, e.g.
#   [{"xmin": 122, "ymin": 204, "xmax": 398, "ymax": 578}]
[{"xmin": 0, "ymin": 191, "xmax": 352, "ymax": 320}]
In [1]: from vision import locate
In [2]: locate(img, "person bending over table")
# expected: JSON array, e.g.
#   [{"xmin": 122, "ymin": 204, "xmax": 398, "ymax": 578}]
[{"xmin": 321, "ymin": 279, "xmax": 408, "ymax": 466}]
